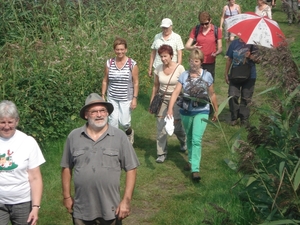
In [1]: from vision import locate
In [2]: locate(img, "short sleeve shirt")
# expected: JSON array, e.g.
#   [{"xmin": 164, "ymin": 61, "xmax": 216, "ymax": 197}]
[
  {"xmin": 255, "ymin": 5, "xmax": 272, "ymax": 19},
  {"xmin": 154, "ymin": 64, "xmax": 185, "ymax": 100},
  {"xmin": 151, "ymin": 31, "xmax": 184, "ymax": 68},
  {"xmin": 178, "ymin": 69, "xmax": 213, "ymax": 115},
  {"xmin": 0, "ymin": 130, "xmax": 45, "ymax": 204},
  {"xmin": 226, "ymin": 39, "xmax": 257, "ymax": 79},
  {"xmin": 60, "ymin": 124, "xmax": 140, "ymax": 221},
  {"xmin": 189, "ymin": 24, "xmax": 222, "ymax": 64}
]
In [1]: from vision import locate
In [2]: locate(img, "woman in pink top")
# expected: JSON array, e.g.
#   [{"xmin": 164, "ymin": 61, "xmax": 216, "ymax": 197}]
[
  {"xmin": 185, "ymin": 11, "xmax": 222, "ymax": 81},
  {"xmin": 220, "ymin": 0, "xmax": 241, "ymax": 52}
]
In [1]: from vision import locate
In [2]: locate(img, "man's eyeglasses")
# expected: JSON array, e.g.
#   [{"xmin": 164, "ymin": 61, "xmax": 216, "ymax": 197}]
[
  {"xmin": 200, "ymin": 22, "xmax": 210, "ymax": 26},
  {"xmin": 88, "ymin": 109, "xmax": 107, "ymax": 115}
]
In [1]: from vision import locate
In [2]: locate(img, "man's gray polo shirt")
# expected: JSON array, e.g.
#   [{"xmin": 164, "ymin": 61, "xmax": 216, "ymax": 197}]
[{"xmin": 60, "ymin": 124, "xmax": 140, "ymax": 221}]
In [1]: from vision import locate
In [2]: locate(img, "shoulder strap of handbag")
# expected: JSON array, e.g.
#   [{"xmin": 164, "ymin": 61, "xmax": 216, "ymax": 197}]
[
  {"xmin": 228, "ymin": 4, "xmax": 232, "ymax": 16},
  {"xmin": 160, "ymin": 64, "xmax": 180, "ymax": 97}
]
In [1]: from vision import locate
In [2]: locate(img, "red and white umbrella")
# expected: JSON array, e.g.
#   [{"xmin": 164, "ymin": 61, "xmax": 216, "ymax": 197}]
[{"xmin": 225, "ymin": 12, "xmax": 285, "ymax": 48}]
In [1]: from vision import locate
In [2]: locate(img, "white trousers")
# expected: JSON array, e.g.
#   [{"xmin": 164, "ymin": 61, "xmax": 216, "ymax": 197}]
[{"xmin": 107, "ymin": 97, "xmax": 132, "ymax": 131}]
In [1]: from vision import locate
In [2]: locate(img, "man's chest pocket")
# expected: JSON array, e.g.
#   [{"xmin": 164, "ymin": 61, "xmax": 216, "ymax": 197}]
[
  {"xmin": 72, "ymin": 150, "xmax": 87, "ymax": 168},
  {"xmin": 102, "ymin": 149, "xmax": 120, "ymax": 169}
]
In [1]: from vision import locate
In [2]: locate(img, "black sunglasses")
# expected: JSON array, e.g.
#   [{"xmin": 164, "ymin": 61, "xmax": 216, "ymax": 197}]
[{"xmin": 200, "ymin": 22, "xmax": 210, "ymax": 26}]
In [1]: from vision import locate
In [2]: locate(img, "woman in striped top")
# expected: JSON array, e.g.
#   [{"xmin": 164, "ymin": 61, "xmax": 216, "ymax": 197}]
[{"xmin": 102, "ymin": 37, "xmax": 139, "ymax": 144}]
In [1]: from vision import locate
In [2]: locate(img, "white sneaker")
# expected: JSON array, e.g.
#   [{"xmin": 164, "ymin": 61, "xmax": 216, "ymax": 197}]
[
  {"xmin": 156, "ymin": 155, "xmax": 166, "ymax": 163},
  {"xmin": 127, "ymin": 129, "xmax": 134, "ymax": 145}
]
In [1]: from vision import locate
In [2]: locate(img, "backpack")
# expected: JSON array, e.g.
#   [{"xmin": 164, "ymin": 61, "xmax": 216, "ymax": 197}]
[
  {"xmin": 109, "ymin": 57, "xmax": 133, "ymax": 72},
  {"xmin": 192, "ymin": 24, "xmax": 218, "ymax": 45},
  {"xmin": 229, "ymin": 45, "xmax": 254, "ymax": 84},
  {"xmin": 176, "ymin": 70, "xmax": 209, "ymax": 110}
]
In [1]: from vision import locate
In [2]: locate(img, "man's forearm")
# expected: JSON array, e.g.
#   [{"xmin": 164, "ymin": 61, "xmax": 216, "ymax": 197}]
[
  {"xmin": 61, "ymin": 167, "xmax": 72, "ymax": 198},
  {"xmin": 122, "ymin": 169, "xmax": 137, "ymax": 202}
]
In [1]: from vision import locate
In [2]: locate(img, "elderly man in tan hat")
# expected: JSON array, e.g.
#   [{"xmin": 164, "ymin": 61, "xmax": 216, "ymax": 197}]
[{"xmin": 61, "ymin": 93, "xmax": 140, "ymax": 225}]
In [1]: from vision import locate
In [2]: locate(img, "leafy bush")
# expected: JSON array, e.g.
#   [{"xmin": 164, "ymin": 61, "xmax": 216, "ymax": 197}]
[
  {"xmin": 0, "ymin": 0, "xmax": 257, "ymax": 144},
  {"xmin": 231, "ymin": 43, "xmax": 300, "ymax": 224}
]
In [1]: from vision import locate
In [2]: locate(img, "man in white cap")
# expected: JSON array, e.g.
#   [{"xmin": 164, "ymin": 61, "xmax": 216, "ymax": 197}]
[
  {"xmin": 61, "ymin": 93, "xmax": 140, "ymax": 225},
  {"xmin": 148, "ymin": 18, "xmax": 184, "ymax": 77}
]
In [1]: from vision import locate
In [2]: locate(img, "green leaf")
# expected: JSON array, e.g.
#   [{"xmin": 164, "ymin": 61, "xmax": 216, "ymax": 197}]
[
  {"xmin": 71, "ymin": 115, "xmax": 77, "ymax": 121},
  {"xmin": 201, "ymin": 118, "xmax": 219, "ymax": 128},
  {"xmin": 258, "ymin": 219, "xmax": 300, "ymax": 225},
  {"xmin": 246, "ymin": 176, "xmax": 257, "ymax": 187},
  {"xmin": 269, "ymin": 150, "xmax": 287, "ymax": 159},
  {"xmin": 217, "ymin": 96, "xmax": 232, "ymax": 116},
  {"xmin": 293, "ymin": 167, "xmax": 300, "ymax": 191},
  {"xmin": 279, "ymin": 161, "xmax": 285, "ymax": 178},
  {"xmin": 284, "ymin": 85, "xmax": 300, "ymax": 107},
  {"xmin": 255, "ymin": 86, "xmax": 278, "ymax": 97},
  {"xmin": 231, "ymin": 137, "xmax": 240, "ymax": 153},
  {"xmin": 224, "ymin": 158, "xmax": 237, "ymax": 170}
]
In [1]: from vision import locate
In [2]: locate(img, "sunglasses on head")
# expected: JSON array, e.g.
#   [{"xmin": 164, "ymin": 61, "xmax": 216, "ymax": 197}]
[{"xmin": 200, "ymin": 22, "xmax": 210, "ymax": 26}]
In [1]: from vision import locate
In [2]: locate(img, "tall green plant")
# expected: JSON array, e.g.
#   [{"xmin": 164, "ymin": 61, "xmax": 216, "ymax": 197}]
[{"xmin": 229, "ymin": 41, "xmax": 300, "ymax": 224}]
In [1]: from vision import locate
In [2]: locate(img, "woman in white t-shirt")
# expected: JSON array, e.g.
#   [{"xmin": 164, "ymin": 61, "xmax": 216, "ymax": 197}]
[
  {"xmin": 255, "ymin": 0, "xmax": 272, "ymax": 19},
  {"xmin": 0, "ymin": 100, "xmax": 45, "ymax": 225},
  {"xmin": 149, "ymin": 44, "xmax": 186, "ymax": 163},
  {"xmin": 148, "ymin": 18, "xmax": 184, "ymax": 77}
]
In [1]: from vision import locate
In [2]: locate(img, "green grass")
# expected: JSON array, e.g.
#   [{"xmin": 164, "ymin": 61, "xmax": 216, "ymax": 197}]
[{"xmin": 1, "ymin": 0, "xmax": 299, "ymax": 224}]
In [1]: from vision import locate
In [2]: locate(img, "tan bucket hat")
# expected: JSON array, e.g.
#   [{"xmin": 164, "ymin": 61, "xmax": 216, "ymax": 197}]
[{"xmin": 79, "ymin": 93, "xmax": 114, "ymax": 120}]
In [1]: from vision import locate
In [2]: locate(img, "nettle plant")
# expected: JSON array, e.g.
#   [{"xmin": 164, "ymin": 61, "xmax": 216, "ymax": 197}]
[{"xmin": 231, "ymin": 44, "xmax": 300, "ymax": 224}]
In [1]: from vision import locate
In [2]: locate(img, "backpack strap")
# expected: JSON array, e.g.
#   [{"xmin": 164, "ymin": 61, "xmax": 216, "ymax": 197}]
[
  {"xmin": 194, "ymin": 24, "xmax": 218, "ymax": 44},
  {"xmin": 214, "ymin": 25, "xmax": 218, "ymax": 44},
  {"xmin": 109, "ymin": 58, "xmax": 114, "ymax": 68},
  {"xmin": 193, "ymin": 24, "xmax": 201, "ymax": 44},
  {"xmin": 128, "ymin": 57, "xmax": 132, "ymax": 72}
]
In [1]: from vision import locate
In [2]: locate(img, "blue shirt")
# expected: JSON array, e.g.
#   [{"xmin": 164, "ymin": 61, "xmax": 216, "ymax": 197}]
[
  {"xmin": 178, "ymin": 69, "xmax": 213, "ymax": 116},
  {"xmin": 226, "ymin": 39, "xmax": 257, "ymax": 79}
]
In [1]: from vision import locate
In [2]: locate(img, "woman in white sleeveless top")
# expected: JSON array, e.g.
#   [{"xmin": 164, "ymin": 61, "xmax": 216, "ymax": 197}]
[
  {"xmin": 220, "ymin": 0, "xmax": 241, "ymax": 53},
  {"xmin": 255, "ymin": 0, "xmax": 272, "ymax": 19}
]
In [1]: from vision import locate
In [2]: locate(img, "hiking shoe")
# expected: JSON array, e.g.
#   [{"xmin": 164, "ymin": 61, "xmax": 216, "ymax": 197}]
[
  {"xmin": 184, "ymin": 163, "xmax": 191, "ymax": 171},
  {"xmin": 240, "ymin": 120, "xmax": 249, "ymax": 127},
  {"xmin": 180, "ymin": 144, "xmax": 187, "ymax": 152},
  {"xmin": 127, "ymin": 129, "xmax": 134, "ymax": 144},
  {"xmin": 230, "ymin": 120, "xmax": 238, "ymax": 126},
  {"xmin": 192, "ymin": 172, "xmax": 201, "ymax": 182},
  {"xmin": 156, "ymin": 155, "xmax": 166, "ymax": 163}
]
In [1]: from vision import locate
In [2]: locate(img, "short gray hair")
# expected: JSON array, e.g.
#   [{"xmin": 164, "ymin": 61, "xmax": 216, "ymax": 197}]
[{"xmin": 0, "ymin": 100, "xmax": 19, "ymax": 119}]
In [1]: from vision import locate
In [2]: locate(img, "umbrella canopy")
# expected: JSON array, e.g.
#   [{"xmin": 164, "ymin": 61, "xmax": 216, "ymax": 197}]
[{"xmin": 225, "ymin": 12, "xmax": 285, "ymax": 48}]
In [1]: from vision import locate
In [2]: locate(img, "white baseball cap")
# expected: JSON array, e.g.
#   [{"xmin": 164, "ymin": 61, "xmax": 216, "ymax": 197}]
[{"xmin": 160, "ymin": 18, "xmax": 173, "ymax": 28}]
